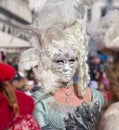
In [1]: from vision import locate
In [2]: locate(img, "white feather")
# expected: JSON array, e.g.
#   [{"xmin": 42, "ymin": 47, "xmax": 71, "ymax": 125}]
[
  {"xmin": 33, "ymin": 0, "xmax": 94, "ymax": 30},
  {"xmin": 88, "ymin": 10, "xmax": 119, "ymax": 51},
  {"xmin": 32, "ymin": 0, "xmax": 94, "ymax": 11}
]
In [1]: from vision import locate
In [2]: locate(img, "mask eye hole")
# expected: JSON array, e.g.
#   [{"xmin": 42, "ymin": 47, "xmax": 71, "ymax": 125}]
[
  {"xmin": 54, "ymin": 60, "xmax": 64, "ymax": 64},
  {"xmin": 69, "ymin": 59, "xmax": 75, "ymax": 62},
  {"xmin": 69, "ymin": 58, "xmax": 77, "ymax": 62}
]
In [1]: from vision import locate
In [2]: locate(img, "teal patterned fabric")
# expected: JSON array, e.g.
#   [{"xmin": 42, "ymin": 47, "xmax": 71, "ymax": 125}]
[{"xmin": 33, "ymin": 88, "xmax": 104, "ymax": 130}]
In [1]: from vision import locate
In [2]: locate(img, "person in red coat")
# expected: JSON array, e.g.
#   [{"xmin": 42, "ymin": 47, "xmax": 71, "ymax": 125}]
[{"xmin": 0, "ymin": 63, "xmax": 41, "ymax": 130}]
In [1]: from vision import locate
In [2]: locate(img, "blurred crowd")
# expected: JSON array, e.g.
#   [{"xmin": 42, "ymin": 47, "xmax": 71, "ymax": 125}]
[{"xmin": 88, "ymin": 51, "xmax": 112, "ymax": 105}]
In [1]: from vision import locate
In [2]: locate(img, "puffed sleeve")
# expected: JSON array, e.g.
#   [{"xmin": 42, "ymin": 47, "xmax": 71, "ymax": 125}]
[{"xmin": 32, "ymin": 91, "xmax": 51, "ymax": 128}]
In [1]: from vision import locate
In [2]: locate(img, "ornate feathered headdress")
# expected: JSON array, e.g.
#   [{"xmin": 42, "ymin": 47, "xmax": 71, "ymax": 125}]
[
  {"xmin": 19, "ymin": 0, "xmax": 94, "ymax": 96},
  {"xmin": 88, "ymin": 10, "xmax": 119, "ymax": 53}
]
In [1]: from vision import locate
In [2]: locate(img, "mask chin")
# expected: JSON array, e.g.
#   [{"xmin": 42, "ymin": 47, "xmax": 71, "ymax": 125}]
[
  {"xmin": 61, "ymin": 79, "xmax": 74, "ymax": 88},
  {"xmin": 61, "ymin": 76, "xmax": 73, "ymax": 83}
]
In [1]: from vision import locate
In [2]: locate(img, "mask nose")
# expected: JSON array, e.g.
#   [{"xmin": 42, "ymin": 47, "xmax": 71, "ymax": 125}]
[{"xmin": 63, "ymin": 63, "xmax": 70, "ymax": 72}]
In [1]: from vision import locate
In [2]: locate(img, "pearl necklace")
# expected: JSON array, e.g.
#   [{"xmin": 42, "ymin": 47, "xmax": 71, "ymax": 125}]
[{"xmin": 63, "ymin": 88, "xmax": 73, "ymax": 102}]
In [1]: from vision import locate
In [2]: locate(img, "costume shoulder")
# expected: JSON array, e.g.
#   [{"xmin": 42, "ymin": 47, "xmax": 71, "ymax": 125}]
[
  {"xmin": 32, "ymin": 90, "xmax": 50, "ymax": 104},
  {"xmin": 32, "ymin": 91, "xmax": 52, "ymax": 128},
  {"xmin": 32, "ymin": 90, "xmax": 44, "ymax": 99},
  {"xmin": 91, "ymin": 88, "xmax": 105, "ymax": 110},
  {"xmin": 15, "ymin": 90, "xmax": 34, "ymax": 115}
]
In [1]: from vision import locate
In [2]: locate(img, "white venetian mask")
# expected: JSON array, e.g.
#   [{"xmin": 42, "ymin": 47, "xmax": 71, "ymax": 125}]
[{"xmin": 51, "ymin": 49, "xmax": 78, "ymax": 84}]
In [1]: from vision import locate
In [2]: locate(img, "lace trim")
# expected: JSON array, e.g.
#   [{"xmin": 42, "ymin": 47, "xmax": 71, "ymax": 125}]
[{"xmin": 48, "ymin": 101, "xmax": 76, "ymax": 115}]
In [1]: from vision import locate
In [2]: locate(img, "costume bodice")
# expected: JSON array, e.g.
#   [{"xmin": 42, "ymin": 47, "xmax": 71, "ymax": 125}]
[{"xmin": 33, "ymin": 88, "xmax": 104, "ymax": 130}]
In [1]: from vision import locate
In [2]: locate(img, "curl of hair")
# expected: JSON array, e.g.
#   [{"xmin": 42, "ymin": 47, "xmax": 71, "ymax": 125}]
[{"xmin": 77, "ymin": 28, "xmax": 90, "ymax": 97}]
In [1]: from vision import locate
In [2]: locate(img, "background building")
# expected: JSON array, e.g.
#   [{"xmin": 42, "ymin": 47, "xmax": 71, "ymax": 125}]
[
  {"xmin": 0, "ymin": 0, "xmax": 32, "ymax": 53},
  {"xmin": 0, "ymin": 0, "xmax": 119, "ymax": 55},
  {"xmin": 87, "ymin": 0, "xmax": 119, "ymax": 23}
]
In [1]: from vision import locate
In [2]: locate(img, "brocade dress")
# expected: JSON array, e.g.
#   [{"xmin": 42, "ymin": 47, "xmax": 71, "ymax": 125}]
[{"xmin": 33, "ymin": 88, "xmax": 104, "ymax": 130}]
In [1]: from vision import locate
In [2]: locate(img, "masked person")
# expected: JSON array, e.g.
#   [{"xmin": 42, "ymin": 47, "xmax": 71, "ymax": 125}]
[
  {"xmin": 0, "ymin": 63, "xmax": 41, "ymax": 130},
  {"xmin": 88, "ymin": 9, "xmax": 119, "ymax": 130},
  {"xmin": 19, "ymin": 0, "xmax": 104, "ymax": 129}
]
